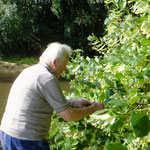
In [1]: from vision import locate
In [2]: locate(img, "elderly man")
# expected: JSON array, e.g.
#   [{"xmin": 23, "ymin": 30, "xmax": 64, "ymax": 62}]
[{"xmin": 0, "ymin": 42, "xmax": 103, "ymax": 150}]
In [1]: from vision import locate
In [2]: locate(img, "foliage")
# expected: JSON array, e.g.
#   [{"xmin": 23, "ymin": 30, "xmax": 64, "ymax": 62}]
[
  {"xmin": 0, "ymin": 0, "xmax": 106, "ymax": 57},
  {"xmin": 50, "ymin": 0, "xmax": 107, "ymax": 56},
  {"xmin": 0, "ymin": 0, "xmax": 52, "ymax": 56},
  {"xmin": 0, "ymin": 56, "xmax": 38, "ymax": 65},
  {"xmin": 0, "ymin": 1, "xmax": 20, "ymax": 55},
  {"xmin": 48, "ymin": 0, "xmax": 150, "ymax": 149}
]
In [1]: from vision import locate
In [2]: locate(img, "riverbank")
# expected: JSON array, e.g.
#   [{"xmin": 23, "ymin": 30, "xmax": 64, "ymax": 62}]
[
  {"xmin": 0, "ymin": 56, "xmax": 38, "ymax": 72},
  {"xmin": 0, "ymin": 60, "xmax": 30, "ymax": 81},
  {"xmin": 0, "ymin": 60, "xmax": 30, "ymax": 72}
]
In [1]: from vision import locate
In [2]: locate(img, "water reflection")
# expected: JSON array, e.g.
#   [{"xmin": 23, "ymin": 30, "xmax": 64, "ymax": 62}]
[{"xmin": 0, "ymin": 82, "xmax": 12, "ymax": 121}]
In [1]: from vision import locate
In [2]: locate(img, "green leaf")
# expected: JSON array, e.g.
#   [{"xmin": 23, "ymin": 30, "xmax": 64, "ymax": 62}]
[
  {"xmin": 92, "ymin": 109, "xmax": 109, "ymax": 115},
  {"xmin": 120, "ymin": 90, "xmax": 126, "ymax": 96},
  {"xmin": 70, "ymin": 125, "xmax": 77, "ymax": 132},
  {"xmin": 118, "ymin": 0, "xmax": 127, "ymax": 9},
  {"xmin": 82, "ymin": 81, "xmax": 96, "ymax": 88},
  {"xmin": 125, "ymin": 133, "xmax": 135, "ymax": 142},
  {"xmin": 130, "ymin": 96, "xmax": 140, "ymax": 105},
  {"xmin": 110, "ymin": 118, "xmax": 124, "ymax": 131},
  {"xmin": 116, "ymin": 72, "xmax": 124, "ymax": 79},
  {"xmin": 109, "ymin": 99, "xmax": 128, "ymax": 108},
  {"xmin": 114, "ymin": 0, "xmax": 119, "ymax": 3},
  {"xmin": 80, "ymin": 59, "xmax": 88, "ymax": 66},
  {"xmin": 116, "ymin": 81, "xmax": 123, "ymax": 90},
  {"xmin": 147, "ymin": 98, "xmax": 150, "ymax": 104},
  {"xmin": 85, "ymin": 133, "xmax": 92, "ymax": 141},
  {"xmin": 105, "ymin": 142, "xmax": 127, "ymax": 150},
  {"xmin": 130, "ymin": 112, "xmax": 150, "ymax": 137},
  {"xmin": 107, "ymin": 89, "xmax": 114, "ymax": 96},
  {"xmin": 105, "ymin": 79, "xmax": 114, "ymax": 87},
  {"xmin": 94, "ymin": 81, "xmax": 101, "ymax": 89},
  {"xmin": 141, "ymin": 21, "xmax": 150, "ymax": 35},
  {"xmin": 87, "ymin": 35, "xmax": 98, "ymax": 42},
  {"xmin": 104, "ymin": 98, "xmax": 111, "ymax": 104},
  {"xmin": 145, "ymin": 70, "xmax": 150, "ymax": 77},
  {"xmin": 140, "ymin": 38, "xmax": 150, "ymax": 46}
]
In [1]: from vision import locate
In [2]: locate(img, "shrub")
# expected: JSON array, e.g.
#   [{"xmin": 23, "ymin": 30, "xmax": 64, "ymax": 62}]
[{"xmin": 48, "ymin": 0, "xmax": 150, "ymax": 149}]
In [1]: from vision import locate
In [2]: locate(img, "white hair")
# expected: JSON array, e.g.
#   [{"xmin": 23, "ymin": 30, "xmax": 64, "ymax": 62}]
[{"xmin": 40, "ymin": 42, "xmax": 72, "ymax": 64}]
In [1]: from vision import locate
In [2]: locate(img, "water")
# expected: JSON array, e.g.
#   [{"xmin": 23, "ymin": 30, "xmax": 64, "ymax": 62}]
[{"xmin": 0, "ymin": 70, "xmax": 72, "ymax": 124}]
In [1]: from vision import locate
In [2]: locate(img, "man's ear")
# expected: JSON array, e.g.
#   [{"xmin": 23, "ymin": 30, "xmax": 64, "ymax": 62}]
[{"xmin": 52, "ymin": 58, "xmax": 59, "ymax": 68}]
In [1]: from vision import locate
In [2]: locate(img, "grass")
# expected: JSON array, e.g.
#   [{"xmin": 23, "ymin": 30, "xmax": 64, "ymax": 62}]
[{"xmin": 0, "ymin": 56, "xmax": 39, "ymax": 65}]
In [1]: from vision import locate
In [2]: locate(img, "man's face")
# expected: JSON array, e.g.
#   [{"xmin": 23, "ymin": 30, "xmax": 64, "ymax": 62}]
[{"xmin": 54, "ymin": 56, "xmax": 69, "ymax": 78}]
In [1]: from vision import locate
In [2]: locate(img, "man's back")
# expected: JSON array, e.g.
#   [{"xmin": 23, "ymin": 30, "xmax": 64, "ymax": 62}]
[{"xmin": 0, "ymin": 64, "xmax": 69, "ymax": 140}]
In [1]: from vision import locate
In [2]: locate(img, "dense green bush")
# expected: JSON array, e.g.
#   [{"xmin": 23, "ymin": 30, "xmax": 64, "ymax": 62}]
[
  {"xmin": 0, "ymin": 0, "xmax": 53, "ymax": 56},
  {"xmin": 48, "ymin": 0, "xmax": 150, "ymax": 149},
  {"xmin": 50, "ymin": 0, "xmax": 107, "ymax": 56},
  {"xmin": 0, "ymin": 0, "xmax": 106, "ymax": 57}
]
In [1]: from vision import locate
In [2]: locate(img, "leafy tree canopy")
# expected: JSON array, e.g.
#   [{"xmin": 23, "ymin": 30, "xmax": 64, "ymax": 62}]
[
  {"xmin": 48, "ymin": 0, "xmax": 150, "ymax": 149},
  {"xmin": 0, "ymin": 0, "xmax": 106, "ymax": 57}
]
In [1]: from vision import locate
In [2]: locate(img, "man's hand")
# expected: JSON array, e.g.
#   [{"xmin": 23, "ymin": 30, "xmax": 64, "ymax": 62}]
[
  {"xmin": 58, "ymin": 102, "xmax": 104, "ymax": 121},
  {"xmin": 92, "ymin": 102, "xmax": 104, "ymax": 111},
  {"xmin": 73, "ymin": 99, "xmax": 94, "ymax": 108}
]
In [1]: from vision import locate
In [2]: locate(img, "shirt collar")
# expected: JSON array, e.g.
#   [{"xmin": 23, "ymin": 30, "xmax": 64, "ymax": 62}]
[{"xmin": 38, "ymin": 62, "xmax": 54, "ymax": 74}]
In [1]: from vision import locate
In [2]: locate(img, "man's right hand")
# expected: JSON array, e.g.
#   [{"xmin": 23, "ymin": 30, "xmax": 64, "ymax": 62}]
[
  {"xmin": 58, "ymin": 102, "xmax": 104, "ymax": 122},
  {"xmin": 92, "ymin": 102, "xmax": 104, "ymax": 111}
]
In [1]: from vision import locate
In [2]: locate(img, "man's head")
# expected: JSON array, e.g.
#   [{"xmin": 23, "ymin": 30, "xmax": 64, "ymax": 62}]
[{"xmin": 40, "ymin": 42, "xmax": 72, "ymax": 78}]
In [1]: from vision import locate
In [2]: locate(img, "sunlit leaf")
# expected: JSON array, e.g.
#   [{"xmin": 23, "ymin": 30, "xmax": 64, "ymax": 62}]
[
  {"xmin": 140, "ymin": 38, "xmax": 150, "ymax": 46},
  {"xmin": 118, "ymin": 0, "xmax": 127, "ymax": 9},
  {"xmin": 108, "ymin": 99, "xmax": 128, "ymax": 108},
  {"xmin": 130, "ymin": 96, "xmax": 140, "ymax": 105},
  {"xmin": 80, "ymin": 59, "xmax": 88, "ymax": 66}
]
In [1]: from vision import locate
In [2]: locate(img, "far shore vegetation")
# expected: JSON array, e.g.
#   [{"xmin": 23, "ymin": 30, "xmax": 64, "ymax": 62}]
[{"xmin": 0, "ymin": 56, "xmax": 39, "ymax": 65}]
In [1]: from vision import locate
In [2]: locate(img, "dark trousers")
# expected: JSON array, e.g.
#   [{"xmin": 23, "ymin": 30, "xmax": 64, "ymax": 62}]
[{"xmin": 0, "ymin": 130, "xmax": 50, "ymax": 150}]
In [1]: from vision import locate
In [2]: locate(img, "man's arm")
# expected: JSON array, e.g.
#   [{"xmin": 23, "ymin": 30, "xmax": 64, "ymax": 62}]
[{"xmin": 58, "ymin": 103, "xmax": 103, "ymax": 121}]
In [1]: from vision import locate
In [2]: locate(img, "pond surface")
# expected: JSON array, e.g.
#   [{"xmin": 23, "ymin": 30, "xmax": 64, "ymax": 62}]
[{"xmin": 0, "ymin": 70, "xmax": 72, "ymax": 123}]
